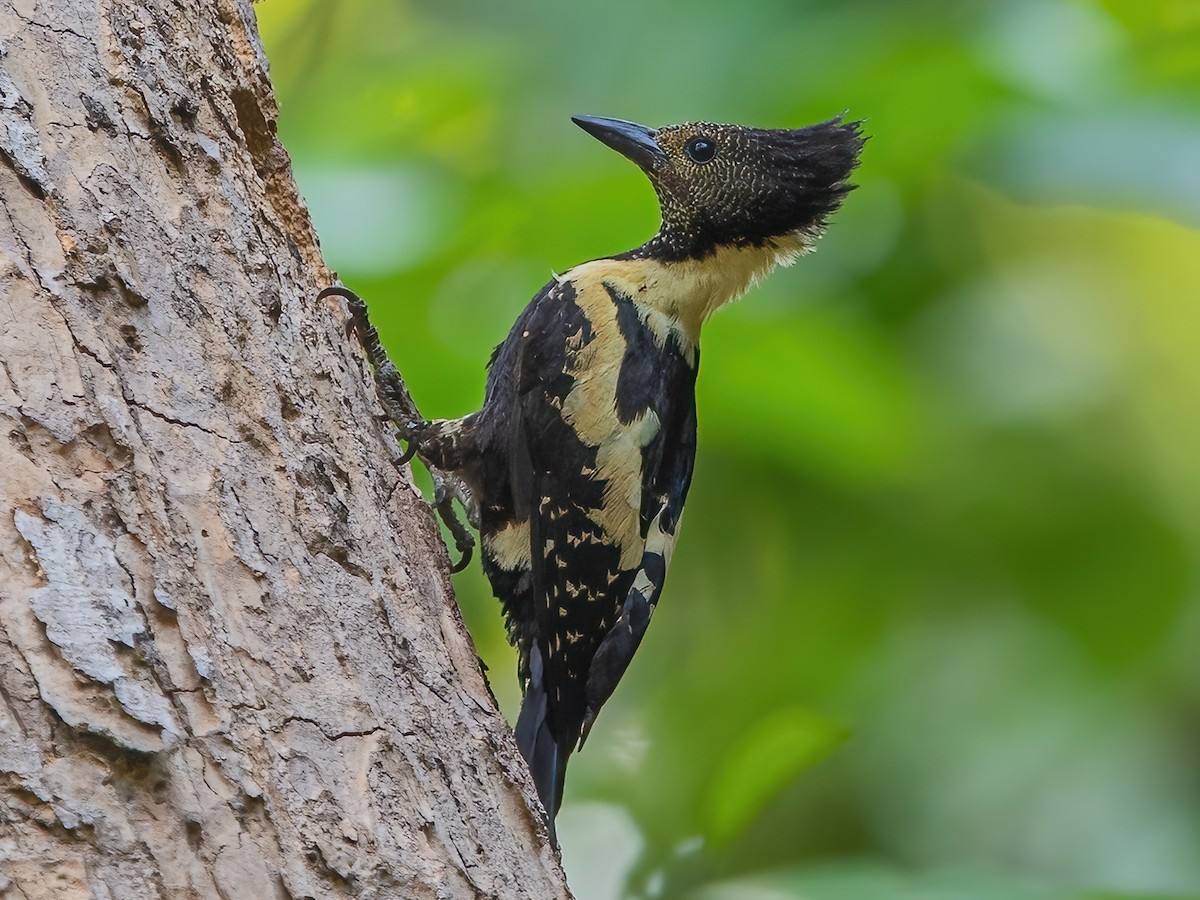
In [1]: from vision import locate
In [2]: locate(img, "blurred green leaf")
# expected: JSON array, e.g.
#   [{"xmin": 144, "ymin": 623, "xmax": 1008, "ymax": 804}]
[
  {"xmin": 695, "ymin": 859, "xmax": 1190, "ymax": 900},
  {"xmin": 701, "ymin": 307, "xmax": 917, "ymax": 485},
  {"xmin": 703, "ymin": 708, "xmax": 849, "ymax": 847}
]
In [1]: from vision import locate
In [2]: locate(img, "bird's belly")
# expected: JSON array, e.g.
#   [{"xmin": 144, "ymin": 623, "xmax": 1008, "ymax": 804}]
[
  {"xmin": 579, "ymin": 426, "xmax": 653, "ymax": 571},
  {"xmin": 559, "ymin": 327, "xmax": 662, "ymax": 569}
]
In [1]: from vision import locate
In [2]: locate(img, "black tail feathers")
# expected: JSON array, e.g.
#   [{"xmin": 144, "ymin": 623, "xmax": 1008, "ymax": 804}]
[{"xmin": 514, "ymin": 645, "xmax": 572, "ymax": 841}]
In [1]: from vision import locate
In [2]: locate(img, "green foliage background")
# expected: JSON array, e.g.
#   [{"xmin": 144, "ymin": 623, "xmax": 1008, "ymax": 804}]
[{"xmin": 259, "ymin": 1, "xmax": 1200, "ymax": 897}]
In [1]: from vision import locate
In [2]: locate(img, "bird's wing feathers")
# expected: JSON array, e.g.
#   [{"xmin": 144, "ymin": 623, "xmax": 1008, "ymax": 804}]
[{"xmin": 512, "ymin": 275, "xmax": 698, "ymax": 745}]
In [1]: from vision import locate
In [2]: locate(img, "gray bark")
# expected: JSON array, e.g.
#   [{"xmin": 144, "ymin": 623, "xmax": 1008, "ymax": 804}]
[{"xmin": 0, "ymin": 1, "xmax": 568, "ymax": 897}]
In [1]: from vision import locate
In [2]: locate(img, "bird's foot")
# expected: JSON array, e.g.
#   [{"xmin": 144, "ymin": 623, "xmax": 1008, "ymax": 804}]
[
  {"xmin": 433, "ymin": 471, "xmax": 476, "ymax": 573},
  {"xmin": 319, "ymin": 282, "xmax": 476, "ymax": 574},
  {"xmin": 317, "ymin": 284, "xmax": 425, "ymax": 465}
]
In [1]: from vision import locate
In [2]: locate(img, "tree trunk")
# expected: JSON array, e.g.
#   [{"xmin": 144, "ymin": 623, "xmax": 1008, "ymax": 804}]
[{"xmin": 0, "ymin": 1, "xmax": 568, "ymax": 897}]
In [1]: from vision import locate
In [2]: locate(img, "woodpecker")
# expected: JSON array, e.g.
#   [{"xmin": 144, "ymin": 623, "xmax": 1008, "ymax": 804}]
[{"xmin": 322, "ymin": 114, "xmax": 863, "ymax": 837}]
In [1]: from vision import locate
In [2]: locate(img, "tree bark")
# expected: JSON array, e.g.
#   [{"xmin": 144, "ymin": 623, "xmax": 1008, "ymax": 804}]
[{"xmin": 0, "ymin": 1, "xmax": 568, "ymax": 897}]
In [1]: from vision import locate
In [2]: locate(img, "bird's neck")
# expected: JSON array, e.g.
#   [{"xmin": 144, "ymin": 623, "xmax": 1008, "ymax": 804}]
[{"xmin": 566, "ymin": 232, "xmax": 813, "ymax": 346}]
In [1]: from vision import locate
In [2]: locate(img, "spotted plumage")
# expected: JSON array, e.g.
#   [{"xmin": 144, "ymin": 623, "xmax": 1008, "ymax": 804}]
[{"xmin": 388, "ymin": 114, "xmax": 863, "ymax": 835}]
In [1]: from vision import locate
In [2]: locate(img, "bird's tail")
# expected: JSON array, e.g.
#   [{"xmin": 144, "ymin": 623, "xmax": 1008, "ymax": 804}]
[{"xmin": 514, "ymin": 645, "xmax": 571, "ymax": 840}]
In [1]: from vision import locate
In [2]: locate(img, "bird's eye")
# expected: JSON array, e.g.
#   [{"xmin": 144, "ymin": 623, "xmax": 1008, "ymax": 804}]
[{"xmin": 684, "ymin": 136, "xmax": 717, "ymax": 164}]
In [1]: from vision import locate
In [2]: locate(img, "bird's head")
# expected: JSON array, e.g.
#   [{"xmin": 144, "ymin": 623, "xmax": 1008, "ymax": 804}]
[{"xmin": 573, "ymin": 115, "xmax": 864, "ymax": 261}]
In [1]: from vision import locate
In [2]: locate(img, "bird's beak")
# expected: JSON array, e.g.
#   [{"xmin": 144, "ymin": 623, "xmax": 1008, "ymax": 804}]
[{"xmin": 572, "ymin": 115, "xmax": 667, "ymax": 170}]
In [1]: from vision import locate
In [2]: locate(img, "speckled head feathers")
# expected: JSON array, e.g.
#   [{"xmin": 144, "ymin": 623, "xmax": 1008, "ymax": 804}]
[{"xmin": 573, "ymin": 115, "xmax": 865, "ymax": 261}]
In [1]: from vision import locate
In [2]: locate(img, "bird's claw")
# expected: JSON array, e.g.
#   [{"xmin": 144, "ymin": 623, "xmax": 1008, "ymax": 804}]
[
  {"xmin": 318, "ymin": 283, "xmax": 423, "ymax": 464},
  {"xmin": 433, "ymin": 472, "xmax": 476, "ymax": 574},
  {"xmin": 396, "ymin": 439, "xmax": 418, "ymax": 467},
  {"xmin": 320, "ymin": 282, "xmax": 477, "ymax": 576},
  {"xmin": 450, "ymin": 543, "xmax": 473, "ymax": 574}
]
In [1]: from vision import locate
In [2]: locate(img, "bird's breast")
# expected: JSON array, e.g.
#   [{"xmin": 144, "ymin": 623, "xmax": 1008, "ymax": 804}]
[{"xmin": 554, "ymin": 277, "xmax": 671, "ymax": 570}]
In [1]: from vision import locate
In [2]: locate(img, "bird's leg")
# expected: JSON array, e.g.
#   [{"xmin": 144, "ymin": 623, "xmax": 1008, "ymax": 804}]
[
  {"xmin": 317, "ymin": 285, "xmax": 425, "ymax": 464},
  {"xmin": 318, "ymin": 284, "xmax": 473, "ymax": 571},
  {"xmin": 432, "ymin": 471, "xmax": 477, "ymax": 573}
]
